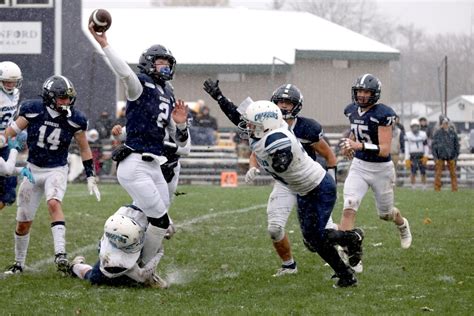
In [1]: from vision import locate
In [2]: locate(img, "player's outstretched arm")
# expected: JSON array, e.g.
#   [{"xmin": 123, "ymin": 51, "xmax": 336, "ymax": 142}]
[{"xmin": 75, "ymin": 131, "xmax": 101, "ymax": 202}]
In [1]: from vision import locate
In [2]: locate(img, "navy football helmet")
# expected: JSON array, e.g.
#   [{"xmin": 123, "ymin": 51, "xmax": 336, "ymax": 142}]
[
  {"xmin": 42, "ymin": 75, "xmax": 76, "ymax": 115},
  {"xmin": 351, "ymin": 74, "xmax": 381, "ymax": 107},
  {"xmin": 270, "ymin": 84, "xmax": 303, "ymax": 119},
  {"xmin": 138, "ymin": 44, "xmax": 176, "ymax": 82}
]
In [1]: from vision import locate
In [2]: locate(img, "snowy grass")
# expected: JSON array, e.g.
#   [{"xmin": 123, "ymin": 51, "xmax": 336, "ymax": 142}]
[{"xmin": 0, "ymin": 183, "xmax": 472, "ymax": 314}]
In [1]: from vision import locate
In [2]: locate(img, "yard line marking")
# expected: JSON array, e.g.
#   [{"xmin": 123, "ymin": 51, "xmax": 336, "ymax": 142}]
[{"xmin": 29, "ymin": 203, "xmax": 266, "ymax": 270}]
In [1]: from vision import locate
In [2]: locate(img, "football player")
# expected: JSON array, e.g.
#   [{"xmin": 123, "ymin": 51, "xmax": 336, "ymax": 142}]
[
  {"xmin": 244, "ymin": 84, "xmax": 339, "ymax": 277},
  {"xmin": 404, "ymin": 119, "xmax": 429, "ymax": 189},
  {"xmin": 4, "ymin": 75, "xmax": 101, "ymax": 275},
  {"xmin": 68, "ymin": 205, "xmax": 167, "ymax": 288},
  {"xmin": 0, "ymin": 61, "xmax": 23, "ymax": 211},
  {"xmin": 340, "ymin": 74, "xmax": 412, "ymax": 271},
  {"xmin": 110, "ymin": 116, "xmax": 192, "ymax": 239},
  {"xmin": 88, "ymin": 23, "xmax": 188, "ymax": 267},
  {"xmin": 204, "ymin": 82, "xmax": 362, "ymax": 287}
]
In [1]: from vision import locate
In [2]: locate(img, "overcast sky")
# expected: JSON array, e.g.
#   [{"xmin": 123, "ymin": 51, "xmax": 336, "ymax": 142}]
[
  {"xmin": 230, "ymin": 0, "xmax": 474, "ymax": 35},
  {"xmin": 84, "ymin": 0, "xmax": 474, "ymax": 35}
]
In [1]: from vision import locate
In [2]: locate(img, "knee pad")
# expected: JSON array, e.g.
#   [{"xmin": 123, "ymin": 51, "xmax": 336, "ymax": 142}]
[
  {"xmin": 267, "ymin": 223, "xmax": 285, "ymax": 242},
  {"xmin": 148, "ymin": 213, "xmax": 170, "ymax": 229},
  {"xmin": 379, "ymin": 207, "xmax": 400, "ymax": 222}
]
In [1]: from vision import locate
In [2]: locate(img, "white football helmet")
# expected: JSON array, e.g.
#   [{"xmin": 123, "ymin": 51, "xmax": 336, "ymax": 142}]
[
  {"xmin": 238, "ymin": 100, "xmax": 283, "ymax": 139},
  {"xmin": 104, "ymin": 214, "xmax": 145, "ymax": 253},
  {"xmin": 0, "ymin": 61, "xmax": 22, "ymax": 94}
]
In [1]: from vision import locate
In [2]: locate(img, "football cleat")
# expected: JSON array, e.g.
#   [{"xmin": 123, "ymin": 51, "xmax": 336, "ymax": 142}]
[
  {"xmin": 346, "ymin": 228, "xmax": 364, "ymax": 269},
  {"xmin": 54, "ymin": 253, "xmax": 69, "ymax": 274},
  {"xmin": 272, "ymin": 262, "xmax": 298, "ymax": 277},
  {"xmin": 164, "ymin": 224, "xmax": 176, "ymax": 240},
  {"xmin": 333, "ymin": 273, "xmax": 358, "ymax": 288},
  {"xmin": 149, "ymin": 273, "xmax": 169, "ymax": 289},
  {"xmin": 398, "ymin": 218, "xmax": 412, "ymax": 249},
  {"xmin": 68, "ymin": 256, "xmax": 85, "ymax": 277},
  {"xmin": 4, "ymin": 262, "xmax": 23, "ymax": 275}
]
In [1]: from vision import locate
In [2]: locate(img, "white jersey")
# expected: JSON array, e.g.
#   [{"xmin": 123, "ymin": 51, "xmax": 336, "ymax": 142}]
[
  {"xmin": 404, "ymin": 130, "xmax": 428, "ymax": 158},
  {"xmin": 250, "ymin": 125, "xmax": 326, "ymax": 196},
  {"xmin": 0, "ymin": 89, "xmax": 20, "ymax": 132}
]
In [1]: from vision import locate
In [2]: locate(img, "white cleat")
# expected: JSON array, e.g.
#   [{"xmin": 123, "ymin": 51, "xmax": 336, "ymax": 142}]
[
  {"xmin": 351, "ymin": 261, "xmax": 363, "ymax": 274},
  {"xmin": 398, "ymin": 217, "xmax": 412, "ymax": 249},
  {"xmin": 273, "ymin": 264, "xmax": 298, "ymax": 277}
]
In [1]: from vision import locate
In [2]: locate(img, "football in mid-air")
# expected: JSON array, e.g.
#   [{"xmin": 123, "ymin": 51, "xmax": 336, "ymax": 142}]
[{"xmin": 89, "ymin": 9, "xmax": 112, "ymax": 33}]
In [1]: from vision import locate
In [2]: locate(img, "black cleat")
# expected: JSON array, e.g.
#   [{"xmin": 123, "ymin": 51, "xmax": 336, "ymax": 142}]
[
  {"xmin": 4, "ymin": 262, "xmax": 23, "ymax": 275},
  {"xmin": 54, "ymin": 253, "xmax": 69, "ymax": 274},
  {"xmin": 334, "ymin": 273, "xmax": 358, "ymax": 288},
  {"xmin": 347, "ymin": 228, "xmax": 364, "ymax": 268}
]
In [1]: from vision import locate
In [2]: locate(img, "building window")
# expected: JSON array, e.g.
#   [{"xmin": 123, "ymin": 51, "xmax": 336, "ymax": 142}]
[
  {"xmin": 217, "ymin": 73, "xmax": 245, "ymax": 82},
  {"xmin": 332, "ymin": 59, "xmax": 349, "ymax": 69},
  {"xmin": 12, "ymin": 0, "xmax": 53, "ymax": 7},
  {"xmin": 0, "ymin": 0, "xmax": 10, "ymax": 6}
]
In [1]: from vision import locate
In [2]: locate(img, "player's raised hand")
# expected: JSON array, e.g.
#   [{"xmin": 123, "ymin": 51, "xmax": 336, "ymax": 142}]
[
  {"xmin": 88, "ymin": 22, "xmax": 108, "ymax": 48},
  {"xmin": 172, "ymin": 99, "xmax": 188, "ymax": 125},
  {"xmin": 203, "ymin": 79, "xmax": 223, "ymax": 101}
]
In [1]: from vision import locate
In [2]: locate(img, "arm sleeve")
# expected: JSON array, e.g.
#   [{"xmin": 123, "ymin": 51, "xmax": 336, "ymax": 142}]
[
  {"xmin": 102, "ymin": 45, "xmax": 143, "ymax": 101},
  {"xmin": 217, "ymin": 97, "xmax": 242, "ymax": 126},
  {"xmin": 0, "ymin": 149, "xmax": 18, "ymax": 175}
]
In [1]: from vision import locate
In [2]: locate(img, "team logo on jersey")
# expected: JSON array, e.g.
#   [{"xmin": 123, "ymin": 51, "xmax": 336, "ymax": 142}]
[{"xmin": 254, "ymin": 111, "xmax": 278, "ymax": 122}]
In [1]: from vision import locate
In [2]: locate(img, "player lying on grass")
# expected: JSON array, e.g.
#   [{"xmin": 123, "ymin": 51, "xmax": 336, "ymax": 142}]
[{"xmin": 68, "ymin": 205, "xmax": 167, "ymax": 288}]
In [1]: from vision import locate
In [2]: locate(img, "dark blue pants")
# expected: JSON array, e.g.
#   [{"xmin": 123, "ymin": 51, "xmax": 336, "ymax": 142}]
[{"xmin": 0, "ymin": 147, "xmax": 17, "ymax": 206}]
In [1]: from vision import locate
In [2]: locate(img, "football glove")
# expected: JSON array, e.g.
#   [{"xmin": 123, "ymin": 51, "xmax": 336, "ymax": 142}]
[
  {"xmin": 87, "ymin": 176, "xmax": 101, "ymax": 202},
  {"xmin": 20, "ymin": 167, "xmax": 35, "ymax": 184},
  {"xmin": 421, "ymin": 156, "xmax": 429, "ymax": 165},
  {"xmin": 245, "ymin": 167, "xmax": 260, "ymax": 183},
  {"xmin": 404, "ymin": 159, "xmax": 412, "ymax": 169},
  {"xmin": 203, "ymin": 79, "xmax": 223, "ymax": 101},
  {"xmin": 8, "ymin": 136, "xmax": 26, "ymax": 152}
]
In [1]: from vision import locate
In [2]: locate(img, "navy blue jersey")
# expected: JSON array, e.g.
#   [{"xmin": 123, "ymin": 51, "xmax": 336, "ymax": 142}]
[
  {"xmin": 19, "ymin": 99, "xmax": 88, "ymax": 168},
  {"xmin": 344, "ymin": 102, "xmax": 396, "ymax": 163},
  {"xmin": 292, "ymin": 117, "xmax": 323, "ymax": 161},
  {"xmin": 125, "ymin": 74, "xmax": 175, "ymax": 155}
]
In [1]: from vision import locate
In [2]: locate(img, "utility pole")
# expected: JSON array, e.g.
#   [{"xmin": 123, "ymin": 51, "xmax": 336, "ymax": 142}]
[{"xmin": 444, "ymin": 55, "xmax": 448, "ymax": 116}]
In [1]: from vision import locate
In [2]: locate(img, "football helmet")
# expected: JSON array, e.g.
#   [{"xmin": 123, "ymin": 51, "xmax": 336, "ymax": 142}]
[
  {"xmin": 42, "ymin": 75, "xmax": 76, "ymax": 115},
  {"xmin": 351, "ymin": 74, "xmax": 381, "ymax": 107},
  {"xmin": 238, "ymin": 100, "xmax": 283, "ymax": 139},
  {"xmin": 104, "ymin": 214, "xmax": 145, "ymax": 254},
  {"xmin": 138, "ymin": 44, "xmax": 176, "ymax": 82},
  {"xmin": 0, "ymin": 61, "xmax": 22, "ymax": 95},
  {"xmin": 270, "ymin": 84, "xmax": 303, "ymax": 119}
]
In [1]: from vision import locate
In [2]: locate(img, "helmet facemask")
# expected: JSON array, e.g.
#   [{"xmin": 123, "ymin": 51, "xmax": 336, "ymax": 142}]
[
  {"xmin": 270, "ymin": 84, "xmax": 303, "ymax": 119},
  {"xmin": 42, "ymin": 76, "xmax": 77, "ymax": 117},
  {"xmin": 138, "ymin": 45, "xmax": 176, "ymax": 83}
]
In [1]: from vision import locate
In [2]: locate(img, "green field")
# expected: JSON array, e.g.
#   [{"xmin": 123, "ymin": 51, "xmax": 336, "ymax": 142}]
[{"xmin": 0, "ymin": 183, "xmax": 472, "ymax": 315}]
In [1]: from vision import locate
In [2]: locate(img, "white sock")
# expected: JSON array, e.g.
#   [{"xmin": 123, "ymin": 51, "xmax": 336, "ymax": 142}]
[
  {"xmin": 283, "ymin": 258, "xmax": 295, "ymax": 267},
  {"xmin": 15, "ymin": 232, "xmax": 30, "ymax": 267},
  {"xmin": 140, "ymin": 224, "xmax": 167, "ymax": 265},
  {"xmin": 72, "ymin": 263, "xmax": 92, "ymax": 279},
  {"xmin": 51, "ymin": 223, "xmax": 66, "ymax": 255}
]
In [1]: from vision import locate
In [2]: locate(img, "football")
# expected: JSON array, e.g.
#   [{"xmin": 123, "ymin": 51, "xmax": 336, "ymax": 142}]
[{"xmin": 89, "ymin": 9, "xmax": 112, "ymax": 33}]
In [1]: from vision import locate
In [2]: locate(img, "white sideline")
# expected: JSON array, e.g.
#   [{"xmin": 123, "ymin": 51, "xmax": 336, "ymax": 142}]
[{"xmin": 29, "ymin": 204, "xmax": 266, "ymax": 271}]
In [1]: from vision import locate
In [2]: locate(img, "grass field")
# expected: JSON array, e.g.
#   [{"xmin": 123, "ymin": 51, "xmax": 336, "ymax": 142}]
[{"xmin": 0, "ymin": 183, "xmax": 472, "ymax": 315}]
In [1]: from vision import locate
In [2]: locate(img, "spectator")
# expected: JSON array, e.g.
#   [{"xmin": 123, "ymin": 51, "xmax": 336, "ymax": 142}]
[
  {"xmin": 419, "ymin": 117, "xmax": 433, "ymax": 142},
  {"xmin": 95, "ymin": 111, "xmax": 114, "ymax": 141},
  {"xmin": 114, "ymin": 106, "xmax": 127, "ymax": 127},
  {"xmin": 469, "ymin": 129, "xmax": 474, "ymax": 154},
  {"xmin": 404, "ymin": 119, "xmax": 429, "ymax": 189},
  {"xmin": 190, "ymin": 102, "xmax": 218, "ymax": 145},
  {"xmin": 432, "ymin": 117, "xmax": 460, "ymax": 192}
]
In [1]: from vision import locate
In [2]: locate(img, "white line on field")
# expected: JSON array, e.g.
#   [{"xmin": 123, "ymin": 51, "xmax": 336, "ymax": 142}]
[{"xmin": 29, "ymin": 203, "xmax": 266, "ymax": 270}]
